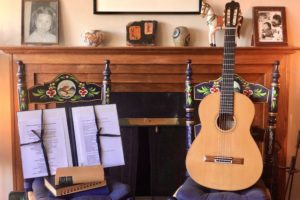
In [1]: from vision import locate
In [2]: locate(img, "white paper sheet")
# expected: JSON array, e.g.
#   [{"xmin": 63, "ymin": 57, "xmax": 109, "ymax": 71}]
[
  {"xmin": 17, "ymin": 108, "xmax": 72, "ymax": 179},
  {"xmin": 95, "ymin": 104, "xmax": 125, "ymax": 167},
  {"xmin": 72, "ymin": 104, "xmax": 125, "ymax": 168}
]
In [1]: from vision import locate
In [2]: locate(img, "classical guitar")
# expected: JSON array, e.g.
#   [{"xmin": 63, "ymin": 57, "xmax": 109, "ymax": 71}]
[{"xmin": 186, "ymin": 1, "xmax": 263, "ymax": 191}]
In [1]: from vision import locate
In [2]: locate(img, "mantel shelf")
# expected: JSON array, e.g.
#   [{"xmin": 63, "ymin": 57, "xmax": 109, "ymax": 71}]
[{"xmin": 0, "ymin": 46, "xmax": 299, "ymax": 55}]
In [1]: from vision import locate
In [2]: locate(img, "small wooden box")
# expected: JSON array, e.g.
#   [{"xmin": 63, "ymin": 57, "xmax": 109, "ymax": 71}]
[{"xmin": 126, "ymin": 20, "xmax": 158, "ymax": 46}]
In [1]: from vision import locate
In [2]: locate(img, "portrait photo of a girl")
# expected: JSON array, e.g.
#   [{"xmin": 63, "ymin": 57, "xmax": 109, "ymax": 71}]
[{"xmin": 22, "ymin": 0, "xmax": 58, "ymax": 44}]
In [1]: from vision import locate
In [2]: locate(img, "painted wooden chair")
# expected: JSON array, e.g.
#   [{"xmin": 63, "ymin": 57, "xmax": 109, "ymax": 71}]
[
  {"xmin": 9, "ymin": 60, "xmax": 132, "ymax": 200},
  {"xmin": 170, "ymin": 60, "xmax": 281, "ymax": 200}
]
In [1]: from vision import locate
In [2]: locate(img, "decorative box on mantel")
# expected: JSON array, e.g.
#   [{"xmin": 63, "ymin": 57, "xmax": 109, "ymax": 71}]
[{"xmin": 0, "ymin": 46, "xmax": 297, "ymax": 199}]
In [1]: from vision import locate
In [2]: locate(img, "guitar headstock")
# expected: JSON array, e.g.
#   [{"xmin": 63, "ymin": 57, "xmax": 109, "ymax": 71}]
[{"xmin": 224, "ymin": 1, "xmax": 241, "ymax": 28}]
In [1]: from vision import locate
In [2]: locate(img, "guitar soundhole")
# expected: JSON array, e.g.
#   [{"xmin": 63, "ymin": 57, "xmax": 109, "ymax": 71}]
[{"xmin": 217, "ymin": 114, "xmax": 235, "ymax": 131}]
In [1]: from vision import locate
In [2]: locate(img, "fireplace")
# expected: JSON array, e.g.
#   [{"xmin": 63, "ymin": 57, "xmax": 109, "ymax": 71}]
[{"xmin": 108, "ymin": 92, "xmax": 187, "ymax": 196}]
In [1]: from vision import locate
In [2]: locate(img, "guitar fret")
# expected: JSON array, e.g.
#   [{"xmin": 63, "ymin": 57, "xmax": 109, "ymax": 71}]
[
  {"xmin": 220, "ymin": 111, "xmax": 233, "ymax": 114},
  {"xmin": 220, "ymin": 105, "xmax": 233, "ymax": 108},
  {"xmin": 221, "ymin": 103, "xmax": 233, "ymax": 106},
  {"xmin": 220, "ymin": 106, "xmax": 233, "ymax": 108},
  {"xmin": 221, "ymin": 99, "xmax": 233, "ymax": 101},
  {"xmin": 220, "ymin": 109, "xmax": 233, "ymax": 112}
]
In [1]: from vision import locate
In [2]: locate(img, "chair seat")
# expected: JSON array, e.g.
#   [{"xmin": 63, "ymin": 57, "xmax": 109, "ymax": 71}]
[
  {"xmin": 175, "ymin": 177, "xmax": 271, "ymax": 200},
  {"xmin": 32, "ymin": 178, "xmax": 131, "ymax": 200}
]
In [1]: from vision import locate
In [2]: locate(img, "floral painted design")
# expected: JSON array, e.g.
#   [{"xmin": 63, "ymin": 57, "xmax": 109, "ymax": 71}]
[
  {"xmin": 253, "ymin": 89, "xmax": 267, "ymax": 98},
  {"xmin": 105, "ymin": 87, "xmax": 111, "ymax": 104},
  {"xmin": 243, "ymin": 87, "xmax": 253, "ymax": 97},
  {"xmin": 30, "ymin": 74, "xmax": 101, "ymax": 103},
  {"xmin": 197, "ymin": 86, "xmax": 210, "ymax": 96},
  {"xmin": 210, "ymin": 85, "xmax": 220, "ymax": 93},
  {"xmin": 46, "ymin": 87, "xmax": 57, "ymax": 98},
  {"xmin": 185, "ymin": 85, "xmax": 193, "ymax": 106},
  {"xmin": 271, "ymin": 89, "xmax": 278, "ymax": 110},
  {"xmin": 19, "ymin": 89, "xmax": 28, "ymax": 111},
  {"xmin": 79, "ymin": 87, "xmax": 88, "ymax": 97},
  {"xmin": 194, "ymin": 74, "xmax": 269, "ymax": 102},
  {"xmin": 79, "ymin": 82, "xmax": 85, "ymax": 88}
]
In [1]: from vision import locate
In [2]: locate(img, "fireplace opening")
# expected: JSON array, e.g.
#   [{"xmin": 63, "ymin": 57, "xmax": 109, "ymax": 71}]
[{"xmin": 109, "ymin": 92, "xmax": 187, "ymax": 197}]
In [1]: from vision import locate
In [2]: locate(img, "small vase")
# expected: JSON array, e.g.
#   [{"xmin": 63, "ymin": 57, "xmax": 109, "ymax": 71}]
[
  {"xmin": 172, "ymin": 26, "xmax": 190, "ymax": 47},
  {"xmin": 82, "ymin": 30, "xmax": 104, "ymax": 47}
]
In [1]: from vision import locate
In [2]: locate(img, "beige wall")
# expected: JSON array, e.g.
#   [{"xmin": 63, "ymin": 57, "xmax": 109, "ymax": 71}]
[
  {"xmin": 0, "ymin": 53, "xmax": 13, "ymax": 199},
  {"xmin": 0, "ymin": 0, "xmax": 300, "ymax": 199}
]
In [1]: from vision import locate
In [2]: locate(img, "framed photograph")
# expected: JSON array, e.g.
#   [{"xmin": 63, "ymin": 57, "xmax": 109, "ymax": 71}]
[
  {"xmin": 253, "ymin": 7, "xmax": 287, "ymax": 46},
  {"xmin": 93, "ymin": 0, "xmax": 201, "ymax": 14},
  {"xmin": 22, "ymin": 0, "xmax": 59, "ymax": 45}
]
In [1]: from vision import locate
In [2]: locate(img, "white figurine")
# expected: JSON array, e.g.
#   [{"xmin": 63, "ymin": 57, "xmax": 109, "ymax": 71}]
[{"xmin": 201, "ymin": 0, "xmax": 243, "ymax": 46}]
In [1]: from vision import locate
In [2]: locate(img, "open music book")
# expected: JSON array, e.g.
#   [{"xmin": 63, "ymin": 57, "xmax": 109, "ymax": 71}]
[{"xmin": 17, "ymin": 104, "xmax": 125, "ymax": 179}]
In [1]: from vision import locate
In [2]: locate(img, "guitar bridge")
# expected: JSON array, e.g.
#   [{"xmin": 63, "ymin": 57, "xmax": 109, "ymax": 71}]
[{"xmin": 204, "ymin": 155, "xmax": 244, "ymax": 165}]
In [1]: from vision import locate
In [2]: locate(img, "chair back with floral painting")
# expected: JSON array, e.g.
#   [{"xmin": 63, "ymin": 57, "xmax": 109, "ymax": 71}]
[{"xmin": 12, "ymin": 60, "xmax": 116, "ymax": 200}]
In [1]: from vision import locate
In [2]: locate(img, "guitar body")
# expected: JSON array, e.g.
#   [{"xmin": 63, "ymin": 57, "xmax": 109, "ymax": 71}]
[{"xmin": 186, "ymin": 92, "xmax": 263, "ymax": 191}]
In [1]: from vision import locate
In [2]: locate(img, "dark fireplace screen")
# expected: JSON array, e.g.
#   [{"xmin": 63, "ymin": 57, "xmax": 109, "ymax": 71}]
[{"xmin": 108, "ymin": 92, "xmax": 187, "ymax": 197}]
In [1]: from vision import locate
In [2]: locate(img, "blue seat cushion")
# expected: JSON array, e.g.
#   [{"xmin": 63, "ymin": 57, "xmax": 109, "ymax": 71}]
[{"xmin": 175, "ymin": 177, "xmax": 271, "ymax": 200}]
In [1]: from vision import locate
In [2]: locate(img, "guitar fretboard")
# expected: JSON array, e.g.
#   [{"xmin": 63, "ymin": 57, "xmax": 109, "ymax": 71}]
[{"xmin": 220, "ymin": 27, "xmax": 236, "ymax": 115}]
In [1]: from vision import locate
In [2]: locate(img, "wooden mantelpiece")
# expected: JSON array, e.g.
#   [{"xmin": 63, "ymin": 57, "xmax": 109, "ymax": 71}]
[{"xmin": 1, "ymin": 46, "xmax": 296, "ymax": 199}]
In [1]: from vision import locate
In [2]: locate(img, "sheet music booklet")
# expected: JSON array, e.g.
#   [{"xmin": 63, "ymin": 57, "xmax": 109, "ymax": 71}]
[{"xmin": 17, "ymin": 104, "xmax": 125, "ymax": 179}]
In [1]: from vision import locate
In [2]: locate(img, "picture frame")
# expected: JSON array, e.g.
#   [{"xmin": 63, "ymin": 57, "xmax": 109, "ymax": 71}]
[
  {"xmin": 22, "ymin": 0, "xmax": 59, "ymax": 45},
  {"xmin": 253, "ymin": 7, "xmax": 288, "ymax": 46},
  {"xmin": 93, "ymin": 0, "xmax": 201, "ymax": 14}
]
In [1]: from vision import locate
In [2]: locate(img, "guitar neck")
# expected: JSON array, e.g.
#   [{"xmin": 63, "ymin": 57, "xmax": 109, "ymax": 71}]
[{"xmin": 220, "ymin": 27, "xmax": 236, "ymax": 115}]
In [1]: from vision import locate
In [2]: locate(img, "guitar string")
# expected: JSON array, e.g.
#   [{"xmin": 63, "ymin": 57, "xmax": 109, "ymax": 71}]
[
  {"xmin": 225, "ymin": 27, "xmax": 230, "ymax": 160},
  {"xmin": 222, "ymin": 27, "xmax": 235, "ymax": 159},
  {"xmin": 230, "ymin": 27, "xmax": 236, "ymax": 160},
  {"xmin": 223, "ymin": 27, "xmax": 230, "ymax": 159},
  {"xmin": 228, "ymin": 27, "xmax": 235, "ymax": 160},
  {"xmin": 227, "ymin": 27, "xmax": 233, "ymax": 160},
  {"xmin": 231, "ymin": 27, "xmax": 236, "ymax": 162},
  {"xmin": 224, "ymin": 27, "xmax": 230, "ymax": 159}
]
